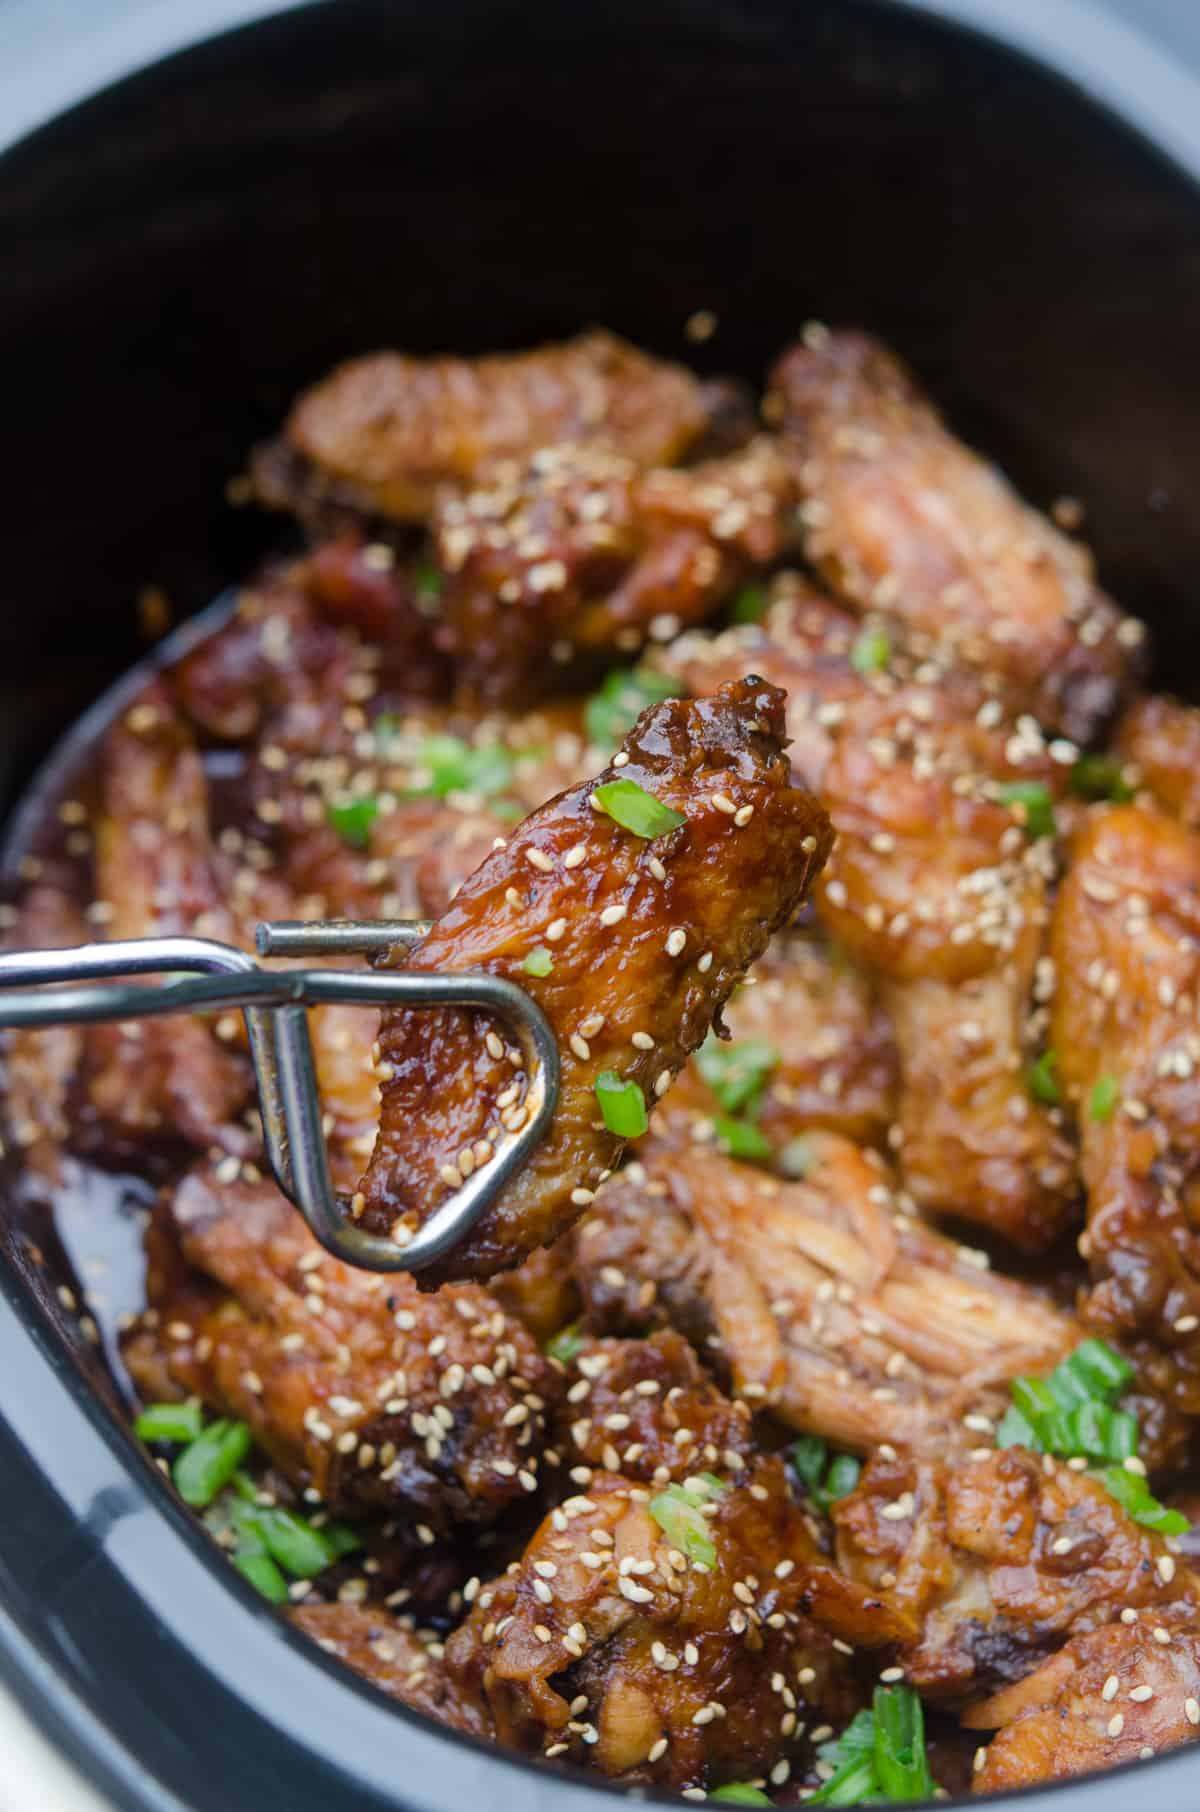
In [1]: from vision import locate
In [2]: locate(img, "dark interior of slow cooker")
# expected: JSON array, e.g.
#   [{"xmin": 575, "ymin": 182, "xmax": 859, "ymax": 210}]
[{"xmin": 1, "ymin": 1, "xmax": 1200, "ymax": 1808}]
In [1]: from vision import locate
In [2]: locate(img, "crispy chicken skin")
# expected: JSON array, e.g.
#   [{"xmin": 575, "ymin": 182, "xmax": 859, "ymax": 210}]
[
  {"xmin": 445, "ymin": 1459, "xmax": 904, "ymax": 1787},
  {"xmin": 1115, "ymin": 692, "xmax": 1200, "ymax": 828},
  {"xmin": 431, "ymin": 436, "xmax": 796, "ymax": 706},
  {"xmin": 573, "ymin": 1133, "xmax": 1077, "ymax": 1460},
  {"xmin": 252, "ymin": 331, "xmax": 714, "ymax": 527},
  {"xmin": 663, "ymin": 582, "xmax": 1077, "ymax": 1250},
  {"xmin": 358, "ymin": 678, "xmax": 832, "ymax": 1284},
  {"xmin": 290, "ymin": 1602, "xmax": 492, "ymax": 1737},
  {"xmin": 767, "ymin": 328, "xmax": 1143, "ymax": 740},
  {"xmin": 967, "ymin": 1615, "xmax": 1200, "ymax": 1789},
  {"xmin": 123, "ymin": 1166, "xmax": 557, "ymax": 1529},
  {"xmin": 1050, "ymin": 806, "xmax": 1200, "ymax": 1377},
  {"xmin": 833, "ymin": 1447, "xmax": 1192, "ymax": 1703},
  {"xmin": 669, "ymin": 927, "xmax": 898, "ymax": 1151},
  {"xmin": 556, "ymin": 1333, "xmax": 756, "ymax": 1487}
]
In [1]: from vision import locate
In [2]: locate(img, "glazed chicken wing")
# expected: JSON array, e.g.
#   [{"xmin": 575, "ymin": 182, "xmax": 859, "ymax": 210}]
[
  {"xmin": 357, "ymin": 678, "xmax": 832, "ymax": 1284},
  {"xmin": 573, "ymin": 1132, "xmax": 1078, "ymax": 1460},
  {"xmin": 1049, "ymin": 804, "xmax": 1200, "ymax": 1384},
  {"xmin": 431, "ymin": 436, "xmax": 796, "ymax": 706},
  {"xmin": 1114, "ymin": 692, "xmax": 1200, "ymax": 828},
  {"xmin": 123, "ymin": 1165, "xmax": 558, "ymax": 1530},
  {"xmin": 290, "ymin": 1601, "xmax": 492, "ymax": 1737},
  {"xmin": 767, "ymin": 327, "xmax": 1144, "ymax": 740},
  {"xmin": 251, "ymin": 331, "xmax": 715, "ymax": 528},
  {"xmin": 662, "ymin": 582, "xmax": 1077, "ymax": 1250},
  {"xmin": 668, "ymin": 926, "xmax": 898, "ymax": 1152},
  {"xmin": 833, "ymin": 1446, "xmax": 1193, "ymax": 1703},
  {"xmin": 445, "ymin": 1458, "xmax": 905, "ymax": 1789},
  {"xmin": 967, "ymin": 1615, "xmax": 1200, "ymax": 1789},
  {"xmin": 555, "ymin": 1332, "xmax": 757, "ymax": 1488}
]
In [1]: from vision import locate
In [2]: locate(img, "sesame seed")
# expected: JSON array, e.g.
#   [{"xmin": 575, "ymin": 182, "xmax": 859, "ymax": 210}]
[
  {"xmin": 1187, "ymin": 1699, "xmax": 1200, "ymax": 1726},
  {"xmin": 571, "ymin": 1187, "xmax": 595, "ymax": 1207},
  {"xmin": 600, "ymin": 903, "xmax": 627, "ymax": 926},
  {"xmin": 545, "ymin": 916, "xmax": 568, "ymax": 941},
  {"xmin": 1102, "ymin": 1676, "xmax": 1120, "ymax": 1702},
  {"xmin": 648, "ymin": 856, "xmax": 667, "ymax": 882},
  {"xmin": 564, "ymin": 844, "xmax": 587, "ymax": 869},
  {"xmin": 1108, "ymin": 1713, "xmax": 1125, "ymax": 1738},
  {"xmin": 666, "ymin": 929, "xmax": 686, "ymax": 956},
  {"xmin": 1129, "ymin": 1686, "xmax": 1154, "ymax": 1703},
  {"xmin": 632, "ymin": 1031, "xmax": 655, "ymax": 1050},
  {"xmin": 973, "ymin": 1747, "xmax": 987, "ymax": 1775},
  {"xmin": 712, "ymin": 793, "xmax": 737, "ymax": 815},
  {"xmin": 654, "ymin": 1070, "xmax": 672, "ymax": 1098},
  {"xmin": 734, "ymin": 804, "xmax": 754, "ymax": 826},
  {"xmin": 879, "ymin": 1667, "xmax": 904, "ymax": 1683},
  {"xmin": 525, "ymin": 848, "xmax": 554, "ymax": 872},
  {"xmin": 1158, "ymin": 1555, "xmax": 1177, "ymax": 1584},
  {"xmin": 1174, "ymin": 1315, "xmax": 1199, "ymax": 1334}
]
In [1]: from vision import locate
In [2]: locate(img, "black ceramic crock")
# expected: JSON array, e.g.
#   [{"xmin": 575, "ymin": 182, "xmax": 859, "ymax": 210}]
[{"xmin": 2, "ymin": 1, "xmax": 1200, "ymax": 1806}]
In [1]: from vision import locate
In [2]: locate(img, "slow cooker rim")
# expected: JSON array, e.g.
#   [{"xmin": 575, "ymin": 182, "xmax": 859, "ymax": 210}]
[{"xmin": 3, "ymin": 2, "xmax": 1200, "ymax": 1811}]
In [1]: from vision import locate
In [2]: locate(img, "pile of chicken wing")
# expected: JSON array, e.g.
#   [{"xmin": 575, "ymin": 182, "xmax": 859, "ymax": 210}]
[{"xmin": 8, "ymin": 323, "xmax": 1200, "ymax": 1803}]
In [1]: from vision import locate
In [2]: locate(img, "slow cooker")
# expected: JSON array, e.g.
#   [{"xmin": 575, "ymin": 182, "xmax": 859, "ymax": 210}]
[{"xmin": 1, "ymin": 1, "xmax": 1199, "ymax": 1806}]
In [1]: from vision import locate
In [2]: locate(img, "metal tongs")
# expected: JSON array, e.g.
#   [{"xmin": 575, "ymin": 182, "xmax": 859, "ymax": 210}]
[{"xmin": 0, "ymin": 920, "xmax": 560, "ymax": 1274}]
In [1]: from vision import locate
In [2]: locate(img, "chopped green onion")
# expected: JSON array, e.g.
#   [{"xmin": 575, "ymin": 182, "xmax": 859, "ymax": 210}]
[
  {"xmin": 825, "ymin": 1454, "xmax": 862, "ymax": 1503},
  {"xmin": 323, "ymin": 1521, "xmax": 364, "ymax": 1558},
  {"xmin": 232, "ymin": 1549, "xmax": 290, "ymax": 1603},
  {"xmin": 996, "ymin": 780, "xmax": 1056, "ymax": 839},
  {"xmin": 871, "ymin": 1685, "xmax": 934, "ymax": 1803},
  {"xmin": 730, "ymin": 585, "xmax": 769, "ymax": 626},
  {"xmin": 995, "ymin": 1404, "xmax": 1039, "ymax": 1449},
  {"xmin": 522, "ymin": 947, "xmax": 554, "ymax": 978},
  {"xmin": 409, "ymin": 734, "xmax": 514, "ymax": 800},
  {"xmin": 327, "ymin": 795, "xmax": 379, "ymax": 849},
  {"xmin": 584, "ymin": 668, "xmax": 681, "ymax": 750},
  {"xmin": 696, "ymin": 1034, "xmax": 779, "ymax": 1115},
  {"xmin": 1065, "ymin": 1401, "xmax": 1138, "ymax": 1463},
  {"xmin": 594, "ymin": 1071, "xmax": 649, "ymax": 1138},
  {"xmin": 1027, "ymin": 1048, "xmax": 1061, "ymax": 1106},
  {"xmin": 710, "ymin": 1787, "xmax": 771, "ymax": 1805},
  {"xmin": 1100, "ymin": 1466, "xmax": 1190, "ymax": 1535},
  {"xmin": 592, "ymin": 778, "xmax": 686, "ymax": 839},
  {"xmin": 1090, "ymin": 1075, "xmax": 1121, "ymax": 1122},
  {"xmin": 173, "ymin": 1419, "xmax": 252, "ymax": 1507},
  {"xmin": 778, "ymin": 1137, "xmax": 813, "ymax": 1179},
  {"xmin": 546, "ymin": 1323, "xmax": 585, "ymax": 1365},
  {"xmin": 792, "ymin": 1436, "xmax": 860, "ymax": 1514},
  {"xmin": 850, "ymin": 626, "xmax": 891, "ymax": 676},
  {"xmin": 134, "ymin": 1400, "xmax": 204, "ymax": 1445},
  {"xmin": 714, "ymin": 1115, "xmax": 772, "ymax": 1161},
  {"xmin": 240, "ymin": 1505, "xmax": 337, "ymax": 1577},
  {"xmin": 1061, "ymin": 1337, "xmax": 1134, "ymax": 1399},
  {"xmin": 1070, "ymin": 754, "xmax": 1134, "ymax": 803},
  {"xmin": 809, "ymin": 1689, "xmax": 934, "ymax": 1805},
  {"xmin": 413, "ymin": 556, "xmax": 443, "ymax": 605},
  {"xmin": 648, "ymin": 1483, "xmax": 717, "ymax": 1568}
]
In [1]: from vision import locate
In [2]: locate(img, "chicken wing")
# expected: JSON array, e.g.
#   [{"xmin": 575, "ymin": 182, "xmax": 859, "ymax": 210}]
[
  {"xmin": 444, "ymin": 1458, "xmax": 904, "ymax": 1788},
  {"xmin": 833, "ymin": 1446, "xmax": 1193, "ymax": 1703},
  {"xmin": 251, "ymin": 331, "xmax": 715, "ymax": 528},
  {"xmin": 767, "ymin": 327, "xmax": 1144, "ymax": 740},
  {"xmin": 662, "ymin": 581, "xmax": 1078, "ymax": 1250},
  {"xmin": 431, "ymin": 436, "xmax": 796, "ymax": 706},
  {"xmin": 123, "ymin": 1164, "xmax": 558, "ymax": 1530},
  {"xmin": 357, "ymin": 678, "xmax": 832, "ymax": 1283},
  {"xmin": 572, "ymin": 1132, "xmax": 1077, "ymax": 1460},
  {"xmin": 1049, "ymin": 805, "xmax": 1200, "ymax": 1392},
  {"xmin": 967, "ymin": 1615, "xmax": 1200, "ymax": 1789},
  {"xmin": 290, "ymin": 1601, "xmax": 492, "ymax": 1737},
  {"xmin": 1114, "ymin": 693, "xmax": 1200, "ymax": 829},
  {"xmin": 555, "ymin": 1332, "xmax": 756, "ymax": 1487}
]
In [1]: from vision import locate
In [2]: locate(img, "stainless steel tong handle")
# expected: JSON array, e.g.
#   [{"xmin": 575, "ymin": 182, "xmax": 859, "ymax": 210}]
[{"xmin": 0, "ymin": 924, "xmax": 560, "ymax": 1275}]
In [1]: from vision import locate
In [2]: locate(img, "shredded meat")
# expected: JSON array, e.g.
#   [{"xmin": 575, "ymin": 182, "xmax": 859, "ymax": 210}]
[
  {"xmin": 573, "ymin": 1132, "xmax": 1077, "ymax": 1460},
  {"xmin": 358, "ymin": 678, "xmax": 832, "ymax": 1283},
  {"xmin": 767, "ymin": 328, "xmax": 1144, "ymax": 740}
]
